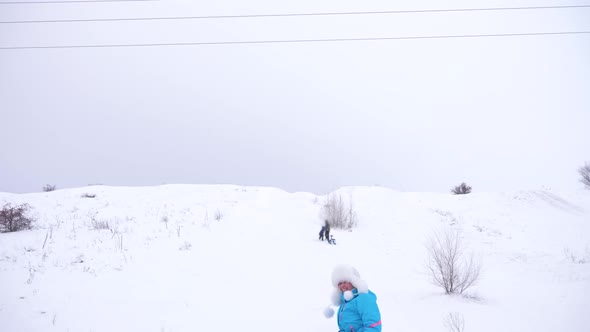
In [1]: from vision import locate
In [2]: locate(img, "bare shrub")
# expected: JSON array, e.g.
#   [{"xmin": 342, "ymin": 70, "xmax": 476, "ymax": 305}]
[
  {"xmin": 201, "ymin": 209, "xmax": 210, "ymax": 229},
  {"xmin": 346, "ymin": 198, "xmax": 359, "ymax": 229},
  {"xmin": 426, "ymin": 228, "xmax": 481, "ymax": 294},
  {"xmin": 563, "ymin": 247, "xmax": 590, "ymax": 264},
  {"xmin": 214, "ymin": 209, "xmax": 223, "ymax": 222},
  {"xmin": 0, "ymin": 203, "xmax": 35, "ymax": 232},
  {"xmin": 115, "ymin": 234, "xmax": 124, "ymax": 252},
  {"xmin": 179, "ymin": 241, "xmax": 192, "ymax": 251},
  {"xmin": 81, "ymin": 193, "xmax": 96, "ymax": 198},
  {"xmin": 579, "ymin": 162, "xmax": 590, "ymax": 188},
  {"xmin": 42, "ymin": 184, "xmax": 57, "ymax": 192},
  {"xmin": 91, "ymin": 219, "xmax": 110, "ymax": 230},
  {"xmin": 444, "ymin": 312, "xmax": 465, "ymax": 332},
  {"xmin": 323, "ymin": 194, "xmax": 346, "ymax": 228},
  {"xmin": 26, "ymin": 263, "xmax": 36, "ymax": 284},
  {"xmin": 451, "ymin": 183, "xmax": 472, "ymax": 195},
  {"xmin": 320, "ymin": 194, "xmax": 358, "ymax": 229},
  {"xmin": 88, "ymin": 212, "xmax": 111, "ymax": 230}
]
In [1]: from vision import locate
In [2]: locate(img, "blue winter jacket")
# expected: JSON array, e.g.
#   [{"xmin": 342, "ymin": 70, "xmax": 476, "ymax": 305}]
[{"xmin": 337, "ymin": 289, "xmax": 382, "ymax": 332}]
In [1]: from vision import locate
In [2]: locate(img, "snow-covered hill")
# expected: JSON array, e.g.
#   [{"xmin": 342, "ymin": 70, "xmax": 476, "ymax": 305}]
[{"xmin": 1, "ymin": 185, "xmax": 589, "ymax": 332}]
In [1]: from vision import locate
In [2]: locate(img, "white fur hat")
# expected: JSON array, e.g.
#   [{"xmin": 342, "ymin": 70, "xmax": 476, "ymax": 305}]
[{"xmin": 330, "ymin": 264, "xmax": 368, "ymax": 305}]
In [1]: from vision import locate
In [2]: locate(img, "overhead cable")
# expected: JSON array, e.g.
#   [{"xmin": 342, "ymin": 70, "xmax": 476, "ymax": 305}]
[
  {"xmin": 0, "ymin": 0, "xmax": 156, "ymax": 4},
  {"xmin": 1, "ymin": 4, "xmax": 589, "ymax": 23},
  {"xmin": 2, "ymin": 31, "xmax": 589, "ymax": 50}
]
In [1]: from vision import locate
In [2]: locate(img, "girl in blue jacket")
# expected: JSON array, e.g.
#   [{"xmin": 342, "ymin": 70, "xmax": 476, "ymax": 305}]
[{"xmin": 325, "ymin": 265, "xmax": 382, "ymax": 332}]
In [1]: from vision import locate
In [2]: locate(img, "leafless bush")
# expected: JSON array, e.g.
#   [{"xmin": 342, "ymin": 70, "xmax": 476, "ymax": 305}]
[
  {"xmin": 426, "ymin": 228, "xmax": 481, "ymax": 294},
  {"xmin": 88, "ymin": 212, "xmax": 111, "ymax": 231},
  {"xmin": 42, "ymin": 184, "xmax": 57, "ymax": 192},
  {"xmin": 214, "ymin": 209, "xmax": 223, "ymax": 222},
  {"xmin": 346, "ymin": 198, "xmax": 359, "ymax": 229},
  {"xmin": 81, "ymin": 193, "xmax": 96, "ymax": 198},
  {"xmin": 451, "ymin": 183, "xmax": 472, "ymax": 195},
  {"xmin": 179, "ymin": 241, "xmax": 192, "ymax": 251},
  {"xmin": 444, "ymin": 312, "xmax": 465, "ymax": 332},
  {"xmin": 91, "ymin": 219, "xmax": 110, "ymax": 230},
  {"xmin": 579, "ymin": 162, "xmax": 590, "ymax": 188},
  {"xmin": 201, "ymin": 209, "xmax": 210, "ymax": 229},
  {"xmin": 320, "ymin": 194, "xmax": 358, "ymax": 229},
  {"xmin": 322, "ymin": 194, "xmax": 346, "ymax": 228},
  {"xmin": 0, "ymin": 203, "xmax": 35, "ymax": 232},
  {"xmin": 563, "ymin": 247, "xmax": 590, "ymax": 264},
  {"xmin": 26, "ymin": 263, "xmax": 36, "ymax": 284}
]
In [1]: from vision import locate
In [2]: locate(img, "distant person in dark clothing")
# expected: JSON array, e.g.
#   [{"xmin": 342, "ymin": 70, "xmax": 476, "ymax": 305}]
[
  {"xmin": 319, "ymin": 225, "xmax": 326, "ymax": 240},
  {"xmin": 324, "ymin": 220, "xmax": 331, "ymax": 243}
]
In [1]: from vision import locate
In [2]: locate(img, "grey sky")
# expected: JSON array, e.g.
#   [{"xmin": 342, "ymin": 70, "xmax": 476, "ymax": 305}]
[{"xmin": 1, "ymin": 0, "xmax": 589, "ymax": 194}]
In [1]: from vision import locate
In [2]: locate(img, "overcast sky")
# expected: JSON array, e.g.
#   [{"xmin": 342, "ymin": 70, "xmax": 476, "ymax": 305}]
[{"xmin": 1, "ymin": 0, "xmax": 589, "ymax": 194}]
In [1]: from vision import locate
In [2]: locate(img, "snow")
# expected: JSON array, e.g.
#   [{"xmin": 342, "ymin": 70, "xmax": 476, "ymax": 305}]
[{"xmin": 0, "ymin": 184, "xmax": 589, "ymax": 332}]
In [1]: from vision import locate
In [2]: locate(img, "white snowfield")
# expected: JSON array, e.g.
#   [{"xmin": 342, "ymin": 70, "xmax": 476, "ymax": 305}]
[{"xmin": 0, "ymin": 185, "xmax": 589, "ymax": 332}]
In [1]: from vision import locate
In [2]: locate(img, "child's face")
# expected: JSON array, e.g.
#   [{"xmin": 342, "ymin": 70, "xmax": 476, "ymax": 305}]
[{"xmin": 338, "ymin": 281, "xmax": 354, "ymax": 292}]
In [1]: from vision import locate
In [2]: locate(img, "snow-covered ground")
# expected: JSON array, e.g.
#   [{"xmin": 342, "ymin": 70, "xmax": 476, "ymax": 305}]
[{"xmin": 0, "ymin": 185, "xmax": 589, "ymax": 332}]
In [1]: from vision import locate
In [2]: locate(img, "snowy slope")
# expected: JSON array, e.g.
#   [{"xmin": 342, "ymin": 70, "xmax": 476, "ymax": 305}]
[{"xmin": 0, "ymin": 185, "xmax": 589, "ymax": 332}]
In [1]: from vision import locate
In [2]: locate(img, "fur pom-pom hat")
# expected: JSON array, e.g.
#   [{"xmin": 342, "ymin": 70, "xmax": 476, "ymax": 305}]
[{"xmin": 330, "ymin": 264, "xmax": 368, "ymax": 305}]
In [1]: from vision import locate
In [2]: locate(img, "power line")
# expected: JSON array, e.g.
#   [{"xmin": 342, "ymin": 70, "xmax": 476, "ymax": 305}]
[
  {"xmin": 0, "ymin": 0, "xmax": 156, "ymax": 4},
  {"xmin": 1, "ymin": 4, "xmax": 589, "ymax": 24},
  {"xmin": 1, "ymin": 31, "xmax": 588, "ymax": 50}
]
